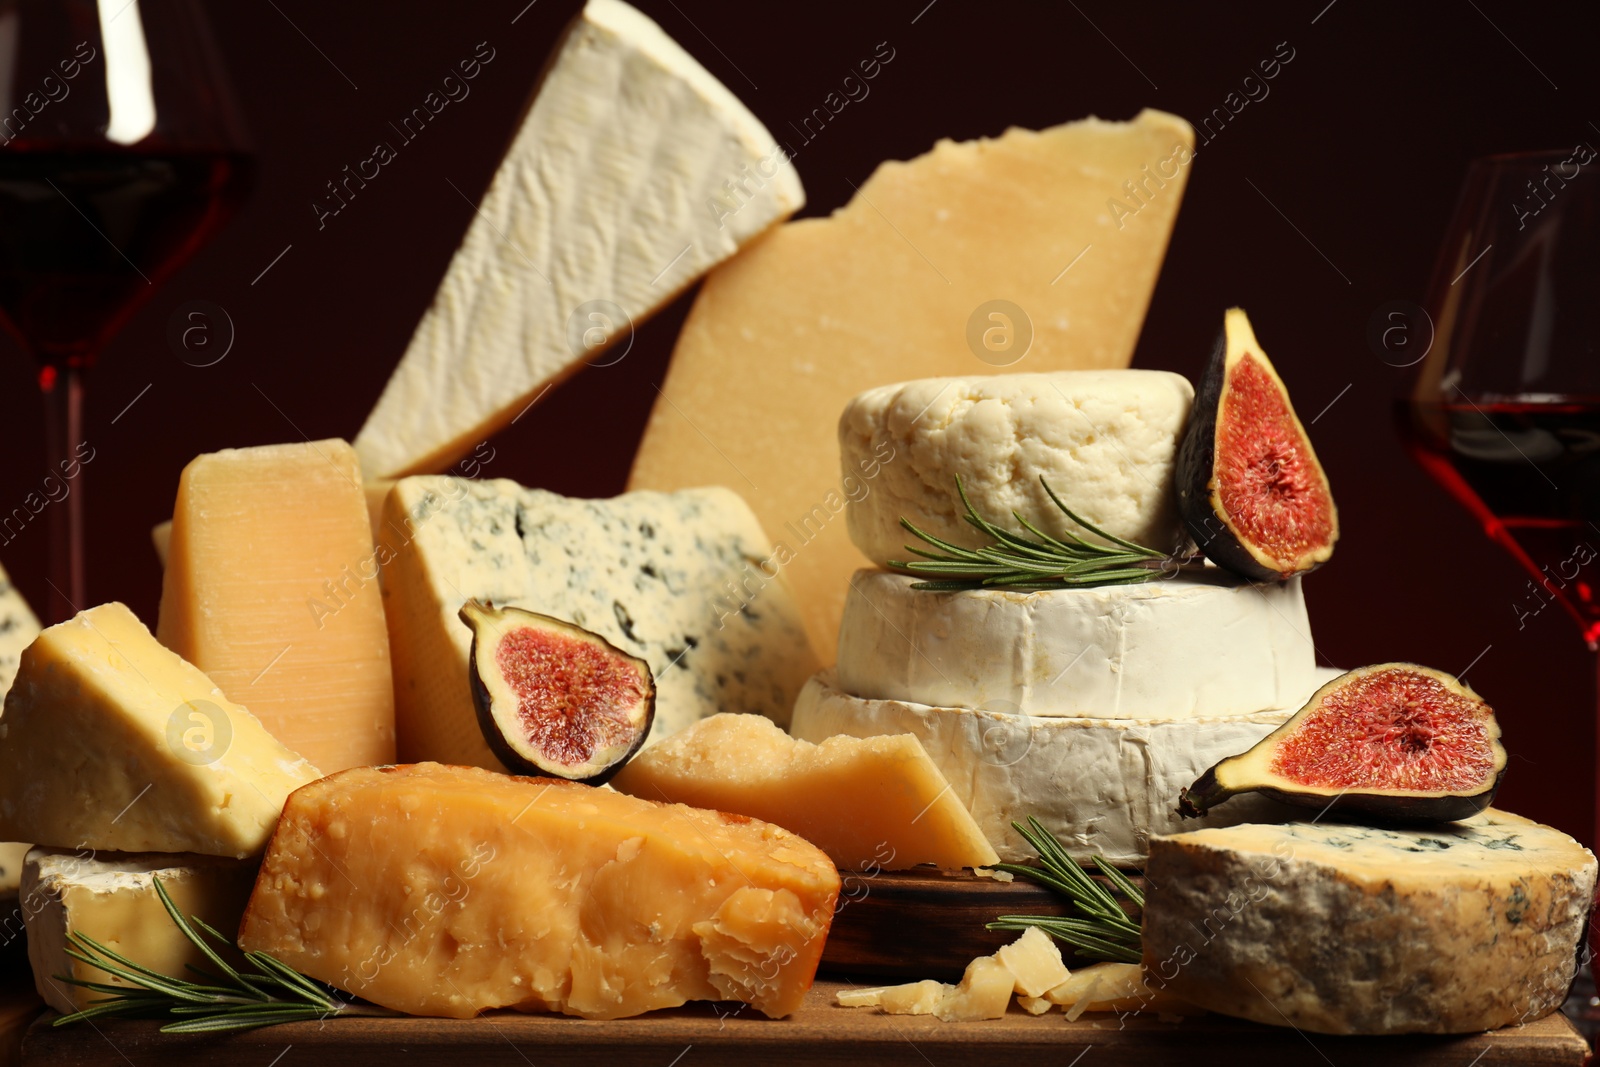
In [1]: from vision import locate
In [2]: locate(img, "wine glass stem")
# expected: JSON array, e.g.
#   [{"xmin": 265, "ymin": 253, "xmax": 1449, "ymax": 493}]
[{"xmin": 41, "ymin": 365, "xmax": 86, "ymax": 622}]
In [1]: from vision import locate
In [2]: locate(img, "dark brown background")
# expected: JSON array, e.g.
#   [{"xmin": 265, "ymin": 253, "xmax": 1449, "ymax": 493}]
[{"xmin": 0, "ymin": 1, "xmax": 1593, "ymax": 844}]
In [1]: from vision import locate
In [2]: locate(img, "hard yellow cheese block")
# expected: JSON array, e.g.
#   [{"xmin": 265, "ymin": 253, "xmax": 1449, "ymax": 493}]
[
  {"xmin": 630, "ymin": 110, "xmax": 1195, "ymax": 653},
  {"xmin": 610, "ymin": 713, "xmax": 998, "ymax": 870},
  {"xmin": 239, "ymin": 763, "xmax": 840, "ymax": 1019},
  {"xmin": 158, "ymin": 439, "xmax": 395, "ymax": 772},
  {"xmin": 22, "ymin": 847, "xmax": 256, "ymax": 1013},
  {"xmin": 0, "ymin": 603, "xmax": 321, "ymax": 857}
]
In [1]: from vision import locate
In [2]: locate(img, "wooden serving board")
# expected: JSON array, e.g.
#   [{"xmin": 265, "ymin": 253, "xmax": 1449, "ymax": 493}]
[
  {"xmin": 820, "ymin": 867, "xmax": 1140, "ymax": 980},
  {"xmin": 20, "ymin": 979, "xmax": 1589, "ymax": 1066}
]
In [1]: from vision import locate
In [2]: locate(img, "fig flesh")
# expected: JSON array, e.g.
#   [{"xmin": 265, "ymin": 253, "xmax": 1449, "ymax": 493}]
[
  {"xmin": 1176, "ymin": 308, "xmax": 1338, "ymax": 580},
  {"xmin": 459, "ymin": 600, "xmax": 655, "ymax": 784},
  {"xmin": 1178, "ymin": 663, "xmax": 1506, "ymax": 823}
]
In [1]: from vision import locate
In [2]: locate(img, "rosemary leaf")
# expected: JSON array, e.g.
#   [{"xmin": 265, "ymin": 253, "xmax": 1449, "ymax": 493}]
[
  {"xmin": 889, "ymin": 475, "xmax": 1175, "ymax": 591},
  {"xmin": 52, "ymin": 875, "xmax": 394, "ymax": 1034},
  {"xmin": 991, "ymin": 818, "xmax": 1144, "ymax": 962}
]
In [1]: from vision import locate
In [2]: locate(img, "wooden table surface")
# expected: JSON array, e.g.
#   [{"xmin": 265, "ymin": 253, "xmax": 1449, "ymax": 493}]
[{"xmin": 18, "ymin": 979, "xmax": 1592, "ymax": 1066}]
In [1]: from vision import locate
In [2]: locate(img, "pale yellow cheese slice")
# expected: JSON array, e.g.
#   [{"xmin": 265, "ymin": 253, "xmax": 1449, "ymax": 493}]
[
  {"xmin": 629, "ymin": 110, "xmax": 1195, "ymax": 654},
  {"xmin": 157, "ymin": 439, "xmax": 395, "ymax": 772},
  {"xmin": 609, "ymin": 712, "xmax": 998, "ymax": 870},
  {"xmin": 0, "ymin": 602, "xmax": 321, "ymax": 857}
]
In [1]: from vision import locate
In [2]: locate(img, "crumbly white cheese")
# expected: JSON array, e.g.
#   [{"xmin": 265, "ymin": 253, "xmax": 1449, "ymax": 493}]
[
  {"xmin": 841, "ymin": 371, "xmax": 1194, "ymax": 567},
  {"xmin": 790, "ymin": 668, "xmax": 1342, "ymax": 865},
  {"xmin": 836, "ymin": 568, "xmax": 1317, "ymax": 719},
  {"xmin": 1141, "ymin": 811, "xmax": 1598, "ymax": 1035},
  {"xmin": 382, "ymin": 478, "xmax": 818, "ymax": 768},
  {"xmin": 354, "ymin": 0, "xmax": 803, "ymax": 478}
]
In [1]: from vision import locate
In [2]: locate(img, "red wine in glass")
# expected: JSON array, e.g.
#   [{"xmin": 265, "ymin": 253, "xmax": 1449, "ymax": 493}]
[
  {"xmin": 0, "ymin": 0, "xmax": 252, "ymax": 620},
  {"xmin": 1399, "ymin": 145, "xmax": 1600, "ymax": 992},
  {"xmin": 1400, "ymin": 397, "xmax": 1600, "ymax": 645}
]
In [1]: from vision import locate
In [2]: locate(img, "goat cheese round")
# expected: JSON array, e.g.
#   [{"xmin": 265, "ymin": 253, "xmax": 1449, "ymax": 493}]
[
  {"xmin": 790, "ymin": 669, "xmax": 1341, "ymax": 865},
  {"xmin": 840, "ymin": 370, "xmax": 1194, "ymax": 567},
  {"xmin": 1141, "ymin": 811, "xmax": 1598, "ymax": 1035},
  {"xmin": 836, "ymin": 568, "xmax": 1317, "ymax": 719}
]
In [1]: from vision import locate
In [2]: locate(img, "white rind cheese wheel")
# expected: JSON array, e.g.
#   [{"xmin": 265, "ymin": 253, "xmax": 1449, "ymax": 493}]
[
  {"xmin": 789, "ymin": 669, "xmax": 1341, "ymax": 865},
  {"xmin": 836, "ymin": 569, "xmax": 1317, "ymax": 719},
  {"xmin": 1141, "ymin": 811, "xmax": 1598, "ymax": 1035},
  {"xmin": 841, "ymin": 370, "xmax": 1194, "ymax": 567}
]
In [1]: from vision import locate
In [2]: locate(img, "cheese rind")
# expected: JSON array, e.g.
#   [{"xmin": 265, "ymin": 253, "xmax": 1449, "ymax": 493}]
[
  {"xmin": 630, "ymin": 111, "xmax": 1196, "ymax": 654},
  {"xmin": 837, "ymin": 569, "xmax": 1317, "ymax": 719},
  {"xmin": 791, "ymin": 669, "xmax": 1342, "ymax": 864},
  {"xmin": 21, "ymin": 848, "xmax": 256, "ymax": 1014},
  {"xmin": 1141, "ymin": 810, "xmax": 1598, "ymax": 1035},
  {"xmin": 354, "ymin": 0, "xmax": 803, "ymax": 479},
  {"xmin": 842, "ymin": 371, "xmax": 1194, "ymax": 564},
  {"xmin": 379, "ymin": 477, "xmax": 817, "ymax": 767},
  {"xmin": 157, "ymin": 439, "xmax": 395, "ymax": 772},
  {"xmin": 238, "ymin": 763, "xmax": 840, "ymax": 1019},
  {"xmin": 609, "ymin": 712, "xmax": 997, "ymax": 870},
  {"xmin": 0, "ymin": 603, "xmax": 322, "ymax": 858}
]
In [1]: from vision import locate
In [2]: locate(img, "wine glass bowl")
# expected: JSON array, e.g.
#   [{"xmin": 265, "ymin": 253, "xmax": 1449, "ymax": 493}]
[
  {"xmin": 1401, "ymin": 148, "xmax": 1600, "ymax": 646},
  {"xmin": 0, "ymin": 0, "xmax": 253, "ymax": 618}
]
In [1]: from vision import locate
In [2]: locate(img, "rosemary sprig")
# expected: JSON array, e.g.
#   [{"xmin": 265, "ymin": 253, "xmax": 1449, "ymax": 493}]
[
  {"xmin": 888, "ymin": 476, "xmax": 1172, "ymax": 591},
  {"xmin": 53, "ymin": 876, "xmax": 395, "ymax": 1033},
  {"xmin": 987, "ymin": 816, "xmax": 1144, "ymax": 964}
]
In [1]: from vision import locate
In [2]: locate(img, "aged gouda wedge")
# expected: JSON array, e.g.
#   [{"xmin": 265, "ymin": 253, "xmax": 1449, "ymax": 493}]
[
  {"xmin": 239, "ymin": 763, "xmax": 840, "ymax": 1019},
  {"xmin": 157, "ymin": 439, "xmax": 395, "ymax": 772},
  {"xmin": 0, "ymin": 603, "xmax": 321, "ymax": 857},
  {"xmin": 630, "ymin": 110, "xmax": 1195, "ymax": 653},
  {"xmin": 611, "ymin": 712, "xmax": 997, "ymax": 870}
]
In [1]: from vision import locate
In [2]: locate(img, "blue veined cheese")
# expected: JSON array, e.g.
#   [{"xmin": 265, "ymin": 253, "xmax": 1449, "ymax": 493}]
[
  {"xmin": 380, "ymin": 477, "xmax": 818, "ymax": 767},
  {"xmin": 0, "ymin": 559, "xmax": 40, "ymax": 697},
  {"xmin": 0, "ymin": 564, "xmax": 40, "ymax": 917},
  {"xmin": 1141, "ymin": 810, "xmax": 1598, "ymax": 1035}
]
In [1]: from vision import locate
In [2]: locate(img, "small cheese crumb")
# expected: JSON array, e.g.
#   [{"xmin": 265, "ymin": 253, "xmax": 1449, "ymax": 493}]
[
  {"xmin": 995, "ymin": 926, "xmax": 1069, "ymax": 997},
  {"xmin": 935, "ymin": 956, "xmax": 1013, "ymax": 1022},
  {"xmin": 973, "ymin": 867, "xmax": 1014, "ymax": 883}
]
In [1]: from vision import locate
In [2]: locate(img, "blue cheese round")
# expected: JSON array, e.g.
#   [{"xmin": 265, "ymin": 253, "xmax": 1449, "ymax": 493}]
[{"xmin": 1141, "ymin": 811, "xmax": 1598, "ymax": 1034}]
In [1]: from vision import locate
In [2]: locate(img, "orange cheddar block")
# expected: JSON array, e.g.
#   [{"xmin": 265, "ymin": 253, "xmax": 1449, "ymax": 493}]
[
  {"xmin": 239, "ymin": 763, "xmax": 840, "ymax": 1019},
  {"xmin": 610, "ymin": 713, "xmax": 999, "ymax": 871},
  {"xmin": 157, "ymin": 439, "xmax": 394, "ymax": 771}
]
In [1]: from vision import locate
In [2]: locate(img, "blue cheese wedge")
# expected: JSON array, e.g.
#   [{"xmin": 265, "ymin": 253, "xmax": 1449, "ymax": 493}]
[
  {"xmin": 0, "ymin": 559, "xmax": 41, "ymax": 697},
  {"xmin": 1141, "ymin": 810, "xmax": 1598, "ymax": 1035},
  {"xmin": 379, "ymin": 477, "xmax": 818, "ymax": 766}
]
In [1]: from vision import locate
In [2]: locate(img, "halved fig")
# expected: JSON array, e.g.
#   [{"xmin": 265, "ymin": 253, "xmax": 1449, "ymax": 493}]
[
  {"xmin": 459, "ymin": 600, "xmax": 654, "ymax": 784},
  {"xmin": 1179, "ymin": 664, "xmax": 1506, "ymax": 823},
  {"xmin": 1176, "ymin": 308, "xmax": 1338, "ymax": 580}
]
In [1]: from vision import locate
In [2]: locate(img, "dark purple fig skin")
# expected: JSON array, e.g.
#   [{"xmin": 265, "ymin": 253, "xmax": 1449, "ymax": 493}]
[
  {"xmin": 1178, "ymin": 764, "xmax": 1503, "ymax": 825},
  {"xmin": 1175, "ymin": 314, "xmax": 1336, "ymax": 582},
  {"xmin": 462, "ymin": 605, "xmax": 655, "ymax": 786},
  {"xmin": 1175, "ymin": 325, "xmax": 1281, "ymax": 581}
]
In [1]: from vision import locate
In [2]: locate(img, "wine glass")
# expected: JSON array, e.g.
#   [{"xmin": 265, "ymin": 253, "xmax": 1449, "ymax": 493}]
[
  {"xmin": 1397, "ymin": 146, "xmax": 1600, "ymax": 1004},
  {"xmin": 0, "ymin": 0, "xmax": 252, "ymax": 620}
]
